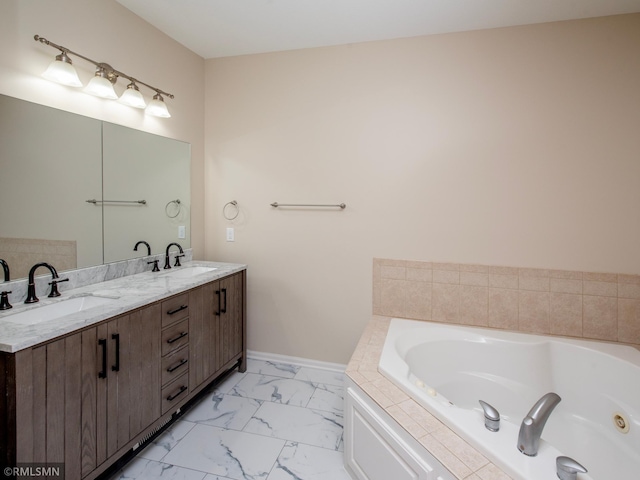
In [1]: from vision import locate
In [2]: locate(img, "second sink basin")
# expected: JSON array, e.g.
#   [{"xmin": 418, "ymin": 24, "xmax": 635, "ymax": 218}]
[
  {"xmin": 162, "ymin": 266, "xmax": 217, "ymax": 279},
  {"xmin": 4, "ymin": 296, "xmax": 117, "ymax": 326}
]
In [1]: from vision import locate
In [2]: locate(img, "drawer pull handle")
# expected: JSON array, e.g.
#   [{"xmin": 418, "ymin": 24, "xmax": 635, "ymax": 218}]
[
  {"xmin": 221, "ymin": 288, "xmax": 227, "ymax": 314},
  {"xmin": 215, "ymin": 290, "xmax": 221, "ymax": 316},
  {"xmin": 167, "ymin": 305, "xmax": 188, "ymax": 315},
  {"xmin": 167, "ymin": 331, "xmax": 188, "ymax": 344},
  {"xmin": 111, "ymin": 333, "xmax": 120, "ymax": 372},
  {"xmin": 167, "ymin": 358, "xmax": 188, "ymax": 373},
  {"xmin": 167, "ymin": 385, "xmax": 187, "ymax": 401}
]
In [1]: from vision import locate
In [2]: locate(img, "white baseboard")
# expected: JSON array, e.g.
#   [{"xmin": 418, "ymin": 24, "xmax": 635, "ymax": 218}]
[{"xmin": 247, "ymin": 350, "xmax": 346, "ymax": 373}]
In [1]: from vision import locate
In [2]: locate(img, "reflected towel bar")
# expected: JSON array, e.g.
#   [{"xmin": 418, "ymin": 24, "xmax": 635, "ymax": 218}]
[
  {"xmin": 270, "ymin": 202, "xmax": 346, "ymax": 209},
  {"xmin": 86, "ymin": 199, "xmax": 147, "ymax": 205}
]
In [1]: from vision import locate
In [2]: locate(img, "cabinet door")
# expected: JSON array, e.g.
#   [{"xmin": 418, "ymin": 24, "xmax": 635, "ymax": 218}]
[
  {"xmin": 189, "ymin": 281, "xmax": 218, "ymax": 391},
  {"xmin": 17, "ymin": 330, "xmax": 98, "ymax": 479},
  {"xmin": 218, "ymin": 272, "xmax": 244, "ymax": 368},
  {"xmin": 97, "ymin": 304, "xmax": 161, "ymax": 461}
]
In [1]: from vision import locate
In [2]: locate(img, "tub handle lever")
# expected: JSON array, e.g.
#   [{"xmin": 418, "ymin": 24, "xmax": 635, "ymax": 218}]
[
  {"xmin": 479, "ymin": 400, "xmax": 500, "ymax": 432},
  {"xmin": 556, "ymin": 456, "xmax": 587, "ymax": 480}
]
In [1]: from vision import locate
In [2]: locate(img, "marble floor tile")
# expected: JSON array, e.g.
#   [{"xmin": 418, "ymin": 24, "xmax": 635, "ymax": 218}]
[
  {"xmin": 163, "ymin": 424, "xmax": 286, "ymax": 480},
  {"xmin": 306, "ymin": 383, "xmax": 344, "ymax": 414},
  {"xmin": 112, "ymin": 457, "xmax": 207, "ymax": 480},
  {"xmin": 243, "ymin": 402, "xmax": 344, "ymax": 451},
  {"xmin": 294, "ymin": 367, "xmax": 345, "ymax": 387},
  {"xmin": 230, "ymin": 373, "xmax": 315, "ymax": 406},
  {"xmin": 267, "ymin": 442, "xmax": 352, "ymax": 480},
  {"xmin": 139, "ymin": 420, "xmax": 197, "ymax": 462},
  {"xmin": 182, "ymin": 392, "xmax": 262, "ymax": 430},
  {"xmin": 210, "ymin": 371, "xmax": 247, "ymax": 394},
  {"xmin": 246, "ymin": 359, "xmax": 301, "ymax": 378}
]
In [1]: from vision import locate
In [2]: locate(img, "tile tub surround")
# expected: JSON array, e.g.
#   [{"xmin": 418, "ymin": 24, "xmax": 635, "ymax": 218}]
[
  {"xmin": 0, "ymin": 258, "xmax": 245, "ymax": 352},
  {"xmin": 346, "ymin": 316, "xmax": 512, "ymax": 480},
  {"xmin": 373, "ymin": 258, "xmax": 640, "ymax": 346},
  {"xmin": 108, "ymin": 358, "xmax": 351, "ymax": 480}
]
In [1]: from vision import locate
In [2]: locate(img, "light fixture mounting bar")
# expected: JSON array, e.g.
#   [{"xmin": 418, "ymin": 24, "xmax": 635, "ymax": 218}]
[{"xmin": 33, "ymin": 35, "xmax": 174, "ymax": 98}]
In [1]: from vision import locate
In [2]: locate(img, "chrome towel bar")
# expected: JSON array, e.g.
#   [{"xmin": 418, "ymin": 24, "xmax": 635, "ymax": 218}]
[
  {"xmin": 86, "ymin": 199, "xmax": 147, "ymax": 205},
  {"xmin": 270, "ymin": 202, "xmax": 346, "ymax": 209}
]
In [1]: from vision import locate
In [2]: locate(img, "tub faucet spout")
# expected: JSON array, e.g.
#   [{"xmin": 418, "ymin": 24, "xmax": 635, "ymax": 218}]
[{"xmin": 517, "ymin": 392, "xmax": 561, "ymax": 456}]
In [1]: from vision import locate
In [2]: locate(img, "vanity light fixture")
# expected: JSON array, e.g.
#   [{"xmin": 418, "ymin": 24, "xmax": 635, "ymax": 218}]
[{"xmin": 34, "ymin": 35, "xmax": 174, "ymax": 118}]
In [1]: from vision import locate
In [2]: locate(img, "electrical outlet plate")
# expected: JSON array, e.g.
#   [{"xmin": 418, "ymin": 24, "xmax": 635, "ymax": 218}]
[
  {"xmin": 178, "ymin": 225, "xmax": 186, "ymax": 239},
  {"xmin": 226, "ymin": 227, "xmax": 235, "ymax": 242}
]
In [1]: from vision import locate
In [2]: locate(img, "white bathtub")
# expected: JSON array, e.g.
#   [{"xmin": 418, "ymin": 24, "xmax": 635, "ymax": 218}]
[{"xmin": 379, "ymin": 318, "xmax": 640, "ymax": 480}]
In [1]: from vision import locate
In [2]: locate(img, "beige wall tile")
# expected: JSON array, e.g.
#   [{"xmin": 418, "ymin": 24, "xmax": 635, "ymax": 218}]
[
  {"xmin": 519, "ymin": 291, "xmax": 550, "ymax": 333},
  {"xmin": 583, "ymin": 272, "xmax": 617, "ymax": 282},
  {"xmin": 380, "ymin": 278, "xmax": 410, "ymax": 317},
  {"xmin": 618, "ymin": 298, "xmax": 640, "ymax": 344},
  {"xmin": 431, "ymin": 427, "xmax": 489, "ymax": 472},
  {"xmin": 432, "ymin": 262, "xmax": 460, "ymax": 271},
  {"xmin": 488, "ymin": 288, "xmax": 519, "ymax": 330},
  {"xmin": 460, "ymin": 264, "xmax": 489, "ymax": 273},
  {"xmin": 489, "ymin": 266, "xmax": 519, "ymax": 276},
  {"xmin": 434, "ymin": 269, "xmax": 461, "ymax": 284},
  {"xmin": 406, "ymin": 281, "xmax": 432, "ymax": 321},
  {"xmin": 518, "ymin": 275, "xmax": 549, "ymax": 292},
  {"xmin": 550, "ymin": 278, "xmax": 582, "ymax": 294},
  {"xmin": 519, "ymin": 268, "xmax": 549, "ymax": 277},
  {"xmin": 476, "ymin": 463, "xmax": 514, "ymax": 480},
  {"xmin": 432, "ymin": 283, "xmax": 460, "ymax": 323},
  {"xmin": 381, "ymin": 265, "xmax": 406, "ymax": 279},
  {"xmin": 379, "ymin": 259, "xmax": 408, "ymax": 267},
  {"xmin": 418, "ymin": 435, "xmax": 473, "ymax": 479},
  {"xmin": 407, "ymin": 260, "xmax": 433, "ymax": 269},
  {"xmin": 460, "ymin": 285, "xmax": 489, "ymax": 326},
  {"xmin": 549, "ymin": 269, "xmax": 582, "ymax": 280},
  {"xmin": 461, "ymin": 271, "xmax": 489, "ymax": 286},
  {"xmin": 407, "ymin": 267, "xmax": 433, "ymax": 282},
  {"xmin": 618, "ymin": 282, "xmax": 640, "ymax": 299},
  {"xmin": 550, "ymin": 293, "xmax": 582, "ymax": 337},
  {"xmin": 583, "ymin": 295, "xmax": 617, "ymax": 341},
  {"xmin": 583, "ymin": 280, "xmax": 617, "ymax": 297},
  {"xmin": 489, "ymin": 274, "xmax": 518, "ymax": 289}
]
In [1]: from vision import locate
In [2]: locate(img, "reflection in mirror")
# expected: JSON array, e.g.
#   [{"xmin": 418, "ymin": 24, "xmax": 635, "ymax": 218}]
[{"xmin": 0, "ymin": 94, "xmax": 191, "ymax": 280}]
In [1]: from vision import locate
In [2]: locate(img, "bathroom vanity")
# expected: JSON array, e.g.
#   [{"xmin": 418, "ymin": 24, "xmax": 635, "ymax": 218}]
[{"xmin": 0, "ymin": 262, "xmax": 246, "ymax": 479}]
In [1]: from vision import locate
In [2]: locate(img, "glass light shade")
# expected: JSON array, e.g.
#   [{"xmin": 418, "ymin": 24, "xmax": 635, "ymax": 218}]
[
  {"xmin": 42, "ymin": 53, "xmax": 82, "ymax": 87},
  {"xmin": 145, "ymin": 94, "xmax": 171, "ymax": 118},
  {"xmin": 119, "ymin": 84, "xmax": 146, "ymax": 108},
  {"xmin": 84, "ymin": 73, "xmax": 118, "ymax": 100}
]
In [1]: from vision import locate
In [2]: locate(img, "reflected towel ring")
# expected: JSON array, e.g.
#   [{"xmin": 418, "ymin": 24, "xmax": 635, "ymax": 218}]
[
  {"xmin": 223, "ymin": 200, "xmax": 239, "ymax": 220},
  {"xmin": 165, "ymin": 199, "xmax": 181, "ymax": 218}
]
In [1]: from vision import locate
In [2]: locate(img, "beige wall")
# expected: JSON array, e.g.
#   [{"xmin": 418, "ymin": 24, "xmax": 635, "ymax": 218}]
[
  {"xmin": 0, "ymin": 0, "xmax": 205, "ymax": 258},
  {"xmin": 205, "ymin": 14, "xmax": 640, "ymax": 363}
]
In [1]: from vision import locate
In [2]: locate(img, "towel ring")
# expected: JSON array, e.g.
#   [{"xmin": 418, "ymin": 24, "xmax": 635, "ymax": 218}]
[
  {"xmin": 165, "ymin": 199, "xmax": 181, "ymax": 218},
  {"xmin": 223, "ymin": 200, "xmax": 239, "ymax": 220}
]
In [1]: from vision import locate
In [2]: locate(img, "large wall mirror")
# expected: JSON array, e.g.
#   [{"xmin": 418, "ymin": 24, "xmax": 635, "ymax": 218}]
[{"xmin": 0, "ymin": 94, "xmax": 191, "ymax": 280}]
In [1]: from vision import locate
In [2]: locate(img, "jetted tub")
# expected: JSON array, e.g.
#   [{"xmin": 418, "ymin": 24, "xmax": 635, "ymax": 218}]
[{"xmin": 379, "ymin": 318, "xmax": 640, "ymax": 480}]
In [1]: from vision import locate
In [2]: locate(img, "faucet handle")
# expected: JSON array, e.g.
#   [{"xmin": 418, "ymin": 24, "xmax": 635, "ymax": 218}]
[
  {"xmin": 148, "ymin": 260, "xmax": 160, "ymax": 272},
  {"xmin": 174, "ymin": 254, "xmax": 185, "ymax": 267},
  {"xmin": 479, "ymin": 400, "xmax": 500, "ymax": 432},
  {"xmin": 48, "ymin": 277, "xmax": 69, "ymax": 297},
  {"xmin": 556, "ymin": 456, "xmax": 587, "ymax": 480},
  {"xmin": 0, "ymin": 291, "xmax": 12, "ymax": 310}
]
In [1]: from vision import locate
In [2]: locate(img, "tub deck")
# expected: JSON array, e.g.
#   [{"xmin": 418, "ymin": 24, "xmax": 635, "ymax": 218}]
[{"xmin": 346, "ymin": 315, "xmax": 512, "ymax": 480}]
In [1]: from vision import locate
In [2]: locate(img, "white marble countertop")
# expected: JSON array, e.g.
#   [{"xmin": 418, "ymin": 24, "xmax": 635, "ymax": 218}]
[{"xmin": 0, "ymin": 261, "xmax": 246, "ymax": 353}]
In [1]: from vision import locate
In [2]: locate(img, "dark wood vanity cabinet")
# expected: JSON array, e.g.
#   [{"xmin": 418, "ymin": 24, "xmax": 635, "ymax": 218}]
[
  {"xmin": 0, "ymin": 270, "xmax": 246, "ymax": 479},
  {"xmin": 189, "ymin": 271, "xmax": 246, "ymax": 395}
]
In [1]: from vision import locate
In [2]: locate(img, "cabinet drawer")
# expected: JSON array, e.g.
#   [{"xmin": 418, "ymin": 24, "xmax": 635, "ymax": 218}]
[
  {"xmin": 162, "ymin": 345, "xmax": 189, "ymax": 386},
  {"xmin": 162, "ymin": 373, "xmax": 189, "ymax": 414},
  {"xmin": 161, "ymin": 319, "xmax": 189, "ymax": 356},
  {"xmin": 161, "ymin": 293, "xmax": 190, "ymax": 327}
]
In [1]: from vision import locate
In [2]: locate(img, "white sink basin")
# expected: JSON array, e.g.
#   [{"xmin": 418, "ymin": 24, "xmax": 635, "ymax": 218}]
[
  {"xmin": 4, "ymin": 296, "xmax": 117, "ymax": 326},
  {"xmin": 162, "ymin": 266, "xmax": 217, "ymax": 279}
]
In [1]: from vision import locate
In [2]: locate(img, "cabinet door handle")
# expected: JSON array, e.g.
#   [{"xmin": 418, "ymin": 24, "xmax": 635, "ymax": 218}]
[
  {"xmin": 166, "ymin": 331, "xmax": 188, "ymax": 344},
  {"xmin": 167, "ymin": 358, "xmax": 188, "ymax": 373},
  {"xmin": 167, "ymin": 305, "xmax": 188, "ymax": 315},
  {"xmin": 167, "ymin": 385, "xmax": 187, "ymax": 401},
  {"xmin": 111, "ymin": 333, "xmax": 120, "ymax": 372},
  {"xmin": 98, "ymin": 338, "xmax": 107, "ymax": 378},
  {"xmin": 215, "ymin": 290, "xmax": 221, "ymax": 316},
  {"xmin": 221, "ymin": 288, "xmax": 227, "ymax": 314}
]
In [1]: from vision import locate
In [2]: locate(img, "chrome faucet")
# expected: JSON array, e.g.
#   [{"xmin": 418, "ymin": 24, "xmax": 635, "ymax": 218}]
[
  {"xmin": 164, "ymin": 243, "xmax": 184, "ymax": 269},
  {"xmin": 518, "ymin": 392, "xmax": 561, "ymax": 456},
  {"xmin": 25, "ymin": 262, "xmax": 68, "ymax": 303}
]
